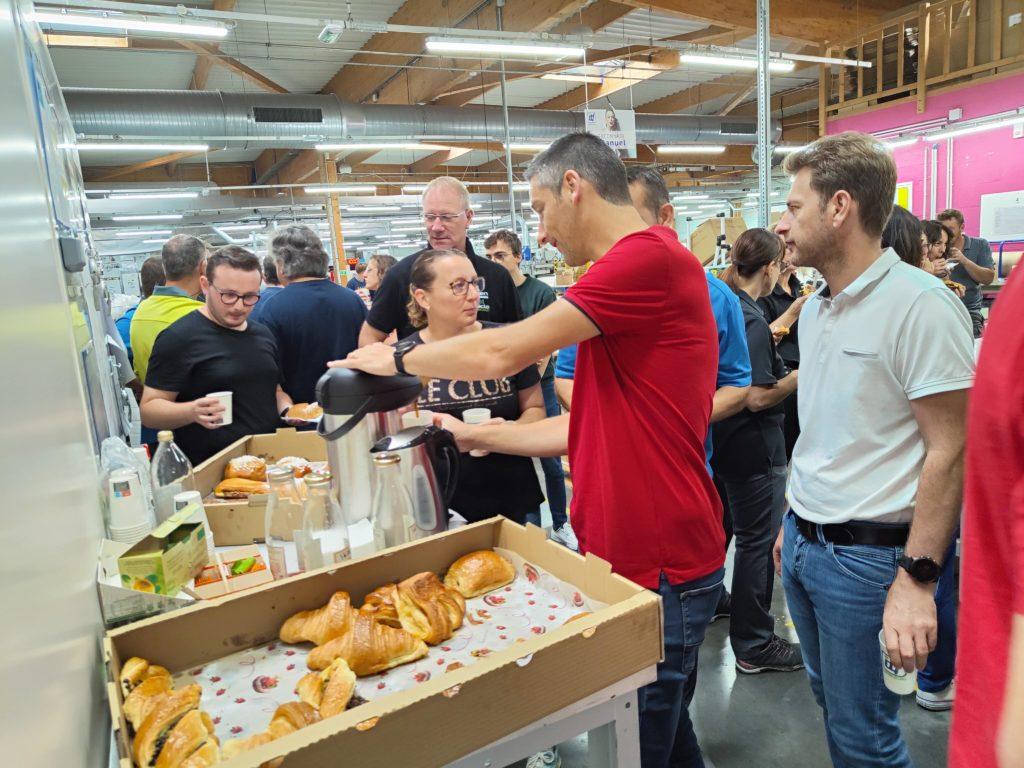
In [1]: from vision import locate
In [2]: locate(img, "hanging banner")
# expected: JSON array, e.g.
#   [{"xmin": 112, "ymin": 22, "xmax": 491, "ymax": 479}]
[{"xmin": 584, "ymin": 106, "xmax": 637, "ymax": 159}]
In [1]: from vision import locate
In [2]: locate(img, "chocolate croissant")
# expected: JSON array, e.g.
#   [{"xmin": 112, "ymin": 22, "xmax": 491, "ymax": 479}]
[
  {"xmin": 396, "ymin": 572, "xmax": 466, "ymax": 645},
  {"xmin": 221, "ymin": 702, "xmax": 320, "ymax": 761},
  {"xmin": 124, "ymin": 673, "xmax": 174, "ymax": 730},
  {"xmin": 296, "ymin": 658, "xmax": 357, "ymax": 717},
  {"xmin": 444, "ymin": 550, "xmax": 516, "ymax": 598},
  {"xmin": 279, "ymin": 591, "xmax": 354, "ymax": 646},
  {"xmin": 307, "ymin": 611, "xmax": 428, "ymax": 676},
  {"xmin": 359, "ymin": 583, "xmax": 401, "ymax": 627},
  {"xmin": 120, "ymin": 656, "xmax": 171, "ymax": 698},
  {"xmin": 154, "ymin": 709, "xmax": 219, "ymax": 768},
  {"xmin": 132, "ymin": 684, "xmax": 203, "ymax": 768}
]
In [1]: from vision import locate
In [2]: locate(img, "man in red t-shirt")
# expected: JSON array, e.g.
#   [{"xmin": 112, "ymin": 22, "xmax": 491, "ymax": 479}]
[
  {"xmin": 333, "ymin": 132, "xmax": 724, "ymax": 768},
  {"xmin": 949, "ymin": 266, "xmax": 1024, "ymax": 768}
]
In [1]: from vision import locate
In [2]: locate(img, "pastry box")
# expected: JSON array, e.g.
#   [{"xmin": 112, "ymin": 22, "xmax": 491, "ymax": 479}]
[
  {"xmin": 103, "ymin": 517, "xmax": 663, "ymax": 767},
  {"xmin": 193, "ymin": 428, "xmax": 327, "ymax": 546}
]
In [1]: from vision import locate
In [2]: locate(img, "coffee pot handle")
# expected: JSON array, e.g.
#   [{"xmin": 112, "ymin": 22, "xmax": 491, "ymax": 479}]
[
  {"xmin": 432, "ymin": 429, "xmax": 461, "ymax": 506},
  {"xmin": 317, "ymin": 398, "xmax": 373, "ymax": 441}
]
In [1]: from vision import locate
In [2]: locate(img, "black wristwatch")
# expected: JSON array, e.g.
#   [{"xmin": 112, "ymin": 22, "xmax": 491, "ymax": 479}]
[
  {"xmin": 393, "ymin": 339, "xmax": 417, "ymax": 375},
  {"xmin": 897, "ymin": 555, "xmax": 942, "ymax": 584}
]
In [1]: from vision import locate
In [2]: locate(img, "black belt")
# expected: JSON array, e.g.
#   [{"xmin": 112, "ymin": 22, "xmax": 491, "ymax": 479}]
[{"xmin": 795, "ymin": 515, "xmax": 909, "ymax": 547}]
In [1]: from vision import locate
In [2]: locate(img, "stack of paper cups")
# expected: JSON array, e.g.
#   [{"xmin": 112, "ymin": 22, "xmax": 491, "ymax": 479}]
[
  {"xmin": 462, "ymin": 408, "xmax": 492, "ymax": 457},
  {"xmin": 107, "ymin": 467, "xmax": 154, "ymax": 545},
  {"xmin": 174, "ymin": 490, "xmax": 216, "ymax": 559}
]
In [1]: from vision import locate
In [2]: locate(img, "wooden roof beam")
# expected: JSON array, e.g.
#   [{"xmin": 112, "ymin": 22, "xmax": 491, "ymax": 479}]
[
  {"xmin": 187, "ymin": 0, "xmax": 235, "ymax": 90},
  {"xmin": 178, "ymin": 41, "xmax": 288, "ymax": 94}
]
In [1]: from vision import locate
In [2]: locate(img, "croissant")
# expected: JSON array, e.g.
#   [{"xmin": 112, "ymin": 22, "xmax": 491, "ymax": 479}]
[
  {"xmin": 396, "ymin": 572, "xmax": 466, "ymax": 645},
  {"xmin": 154, "ymin": 709, "xmax": 219, "ymax": 768},
  {"xmin": 279, "ymin": 591, "xmax": 354, "ymax": 645},
  {"xmin": 132, "ymin": 684, "xmax": 202, "ymax": 768},
  {"xmin": 359, "ymin": 583, "xmax": 401, "ymax": 627},
  {"xmin": 444, "ymin": 550, "xmax": 516, "ymax": 598},
  {"xmin": 296, "ymin": 658, "xmax": 357, "ymax": 718},
  {"xmin": 224, "ymin": 455, "xmax": 267, "ymax": 481},
  {"xmin": 120, "ymin": 657, "xmax": 171, "ymax": 698},
  {"xmin": 307, "ymin": 611, "xmax": 428, "ymax": 676},
  {"xmin": 124, "ymin": 673, "xmax": 174, "ymax": 730},
  {"xmin": 221, "ymin": 702, "xmax": 320, "ymax": 761},
  {"xmin": 178, "ymin": 740, "xmax": 220, "ymax": 768}
]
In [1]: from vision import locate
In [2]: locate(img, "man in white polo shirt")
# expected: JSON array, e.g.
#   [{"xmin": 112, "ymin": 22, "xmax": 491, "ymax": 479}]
[{"xmin": 773, "ymin": 132, "xmax": 974, "ymax": 767}]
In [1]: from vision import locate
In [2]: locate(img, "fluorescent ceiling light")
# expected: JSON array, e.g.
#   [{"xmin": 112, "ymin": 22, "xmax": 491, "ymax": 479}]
[
  {"xmin": 316, "ymin": 142, "xmax": 444, "ymax": 151},
  {"xmin": 109, "ymin": 191, "xmax": 198, "ymax": 200},
  {"xmin": 425, "ymin": 39, "xmax": 585, "ymax": 59},
  {"xmin": 115, "ymin": 229, "xmax": 172, "ymax": 237},
  {"xmin": 883, "ymin": 137, "xmax": 920, "ymax": 149},
  {"xmin": 924, "ymin": 114, "xmax": 1024, "ymax": 141},
  {"xmin": 773, "ymin": 145, "xmax": 809, "ymax": 154},
  {"xmin": 783, "ymin": 52, "xmax": 872, "ymax": 68},
  {"xmin": 32, "ymin": 11, "xmax": 229, "ymax": 38},
  {"xmin": 67, "ymin": 142, "xmax": 209, "ymax": 152},
  {"xmin": 680, "ymin": 53, "xmax": 794, "ymax": 72},
  {"xmin": 217, "ymin": 223, "xmax": 264, "ymax": 232},
  {"xmin": 112, "ymin": 214, "xmax": 183, "ymax": 221},
  {"xmin": 540, "ymin": 73, "xmax": 603, "ymax": 84},
  {"xmin": 505, "ymin": 143, "xmax": 550, "ymax": 152},
  {"xmin": 672, "ymin": 194, "xmax": 709, "ymax": 201},
  {"xmin": 389, "ymin": 217, "xmax": 426, "ymax": 225},
  {"xmin": 142, "ymin": 239, "xmax": 167, "ymax": 244},
  {"xmin": 303, "ymin": 184, "xmax": 377, "ymax": 194},
  {"xmin": 341, "ymin": 205, "xmax": 401, "ymax": 213},
  {"xmin": 658, "ymin": 145, "xmax": 727, "ymax": 154},
  {"xmin": 390, "ymin": 226, "xmax": 425, "ymax": 233},
  {"xmin": 402, "ymin": 185, "xmax": 427, "ymax": 193}
]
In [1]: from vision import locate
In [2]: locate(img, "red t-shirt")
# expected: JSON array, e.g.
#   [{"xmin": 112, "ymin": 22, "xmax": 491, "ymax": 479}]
[
  {"xmin": 949, "ymin": 267, "xmax": 1024, "ymax": 767},
  {"xmin": 564, "ymin": 226, "xmax": 724, "ymax": 589}
]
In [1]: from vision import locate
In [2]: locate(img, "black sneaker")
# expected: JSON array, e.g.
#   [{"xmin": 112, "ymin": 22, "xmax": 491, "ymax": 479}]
[
  {"xmin": 736, "ymin": 635, "xmax": 805, "ymax": 674},
  {"xmin": 711, "ymin": 591, "xmax": 731, "ymax": 623}
]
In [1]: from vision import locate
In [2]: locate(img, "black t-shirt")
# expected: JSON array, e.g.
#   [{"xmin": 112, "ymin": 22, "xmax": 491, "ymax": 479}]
[
  {"xmin": 366, "ymin": 240, "xmax": 523, "ymax": 341},
  {"xmin": 145, "ymin": 311, "xmax": 283, "ymax": 465},
  {"xmin": 250, "ymin": 279, "xmax": 367, "ymax": 403},
  {"xmin": 757, "ymin": 273, "xmax": 802, "ymax": 366},
  {"xmin": 712, "ymin": 290, "xmax": 788, "ymax": 479},
  {"xmin": 406, "ymin": 322, "xmax": 543, "ymax": 524}
]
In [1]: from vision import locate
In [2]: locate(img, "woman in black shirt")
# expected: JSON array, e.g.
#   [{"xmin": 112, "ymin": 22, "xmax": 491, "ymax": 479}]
[
  {"xmin": 712, "ymin": 229, "xmax": 802, "ymax": 674},
  {"xmin": 403, "ymin": 249, "xmax": 545, "ymax": 525}
]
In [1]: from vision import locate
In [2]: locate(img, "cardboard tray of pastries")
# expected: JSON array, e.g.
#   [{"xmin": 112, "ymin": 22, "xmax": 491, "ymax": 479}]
[{"xmin": 103, "ymin": 518, "xmax": 663, "ymax": 768}]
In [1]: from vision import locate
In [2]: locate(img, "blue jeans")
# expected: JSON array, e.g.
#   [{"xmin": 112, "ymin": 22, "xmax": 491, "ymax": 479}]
[
  {"xmin": 781, "ymin": 513, "xmax": 913, "ymax": 768},
  {"xmin": 918, "ymin": 536, "xmax": 958, "ymax": 693},
  {"xmin": 537, "ymin": 376, "xmax": 567, "ymax": 530},
  {"xmin": 638, "ymin": 568, "xmax": 724, "ymax": 768}
]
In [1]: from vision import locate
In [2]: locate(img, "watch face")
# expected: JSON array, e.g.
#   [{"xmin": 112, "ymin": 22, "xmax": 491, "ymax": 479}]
[{"xmin": 910, "ymin": 558, "xmax": 941, "ymax": 582}]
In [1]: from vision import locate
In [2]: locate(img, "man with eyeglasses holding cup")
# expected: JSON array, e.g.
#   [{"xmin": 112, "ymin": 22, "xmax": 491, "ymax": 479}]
[
  {"xmin": 142, "ymin": 246, "xmax": 294, "ymax": 465},
  {"xmin": 358, "ymin": 176, "xmax": 522, "ymax": 346}
]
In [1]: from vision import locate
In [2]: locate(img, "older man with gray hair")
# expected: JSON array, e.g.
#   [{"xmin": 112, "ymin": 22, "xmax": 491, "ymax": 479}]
[
  {"xmin": 251, "ymin": 224, "xmax": 366, "ymax": 403},
  {"xmin": 358, "ymin": 175, "xmax": 522, "ymax": 345}
]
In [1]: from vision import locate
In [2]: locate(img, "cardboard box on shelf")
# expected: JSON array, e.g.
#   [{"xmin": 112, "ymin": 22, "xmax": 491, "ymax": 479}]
[
  {"xmin": 97, "ymin": 539, "xmax": 194, "ymax": 627},
  {"xmin": 193, "ymin": 428, "xmax": 327, "ymax": 546},
  {"xmin": 116, "ymin": 507, "xmax": 208, "ymax": 596},
  {"xmin": 103, "ymin": 518, "xmax": 663, "ymax": 768}
]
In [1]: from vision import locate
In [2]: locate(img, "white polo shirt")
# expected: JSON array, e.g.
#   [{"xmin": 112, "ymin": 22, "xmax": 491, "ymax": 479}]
[{"xmin": 788, "ymin": 249, "xmax": 974, "ymax": 525}]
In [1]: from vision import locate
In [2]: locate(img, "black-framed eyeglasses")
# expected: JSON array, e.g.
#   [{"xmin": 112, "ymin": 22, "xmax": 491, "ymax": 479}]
[
  {"xmin": 209, "ymin": 283, "xmax": 261, "ymax": 306},
  {"xmin": 449, "ymin": 277, "xmax": 485, "ymax": 297},
  {"xmin": 424, "ymin": 212, "xmax": 466, "ymax": 225}
]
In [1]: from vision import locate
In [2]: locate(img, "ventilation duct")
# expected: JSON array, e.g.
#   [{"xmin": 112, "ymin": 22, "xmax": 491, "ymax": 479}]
[{"xmin": 62, "ymin": 89, "xmax": 779, "ymax": 150}]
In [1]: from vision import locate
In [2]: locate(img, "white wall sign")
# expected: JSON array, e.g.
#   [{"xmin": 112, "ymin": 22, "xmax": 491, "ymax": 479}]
[
  {"xmin": 584, "ymin": 107, "xmax": 637, "ymax": 159},
  {"xmin": 980, "ymin": 189, "xmax": 1024, "ymax": 241}
]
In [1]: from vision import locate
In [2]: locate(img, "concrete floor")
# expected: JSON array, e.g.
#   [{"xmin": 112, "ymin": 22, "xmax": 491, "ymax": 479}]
[{"xmin": 530, "ymin": 465, "xmax": 952, "ymax": 767}]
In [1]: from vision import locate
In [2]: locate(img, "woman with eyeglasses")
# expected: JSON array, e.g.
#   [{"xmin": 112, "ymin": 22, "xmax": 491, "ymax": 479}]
[
  {"xmin": 402, "ymin": 249, "xmax": 545, "ymax": 525},
  {"xmin": 362, "ymin": 253, "xmax": 397, "ymax": 305}
]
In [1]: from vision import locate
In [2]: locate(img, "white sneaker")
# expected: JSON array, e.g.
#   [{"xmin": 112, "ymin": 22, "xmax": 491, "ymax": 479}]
[
  {"xmin": 550, "ymin": 523, "xmax": 579, "ymax": 552},
  {"xmin": 525, "ymin": 750, "xmax": 561, "ymax": 768},
  {"xmin": 916, "ymin": 683, "xmax": 955, "ymax": 711}
]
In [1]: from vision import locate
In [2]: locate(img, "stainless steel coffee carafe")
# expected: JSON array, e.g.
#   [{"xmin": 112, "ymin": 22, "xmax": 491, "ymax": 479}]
[
  {"xmin": 371, "ymin": 426, "xmax": 460, "ymax": 539},
  {"xmin": 316, "ymin": 368, "xmax": 422, "ymax": 524}
]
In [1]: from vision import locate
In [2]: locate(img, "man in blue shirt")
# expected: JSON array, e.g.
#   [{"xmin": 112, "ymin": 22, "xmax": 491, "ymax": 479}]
[
  {"xmin": 115, "ymin": 256, "xmax": 165, "ymax": 366},
  {"xmin": 253, "ymin": 225, "xmax": 367, "ymax": 404},
  {"xmin": 258, "ymin": 255, "xmax": 285, "ymax": 304},
  {"xmin": 346, "ymin": 262, "xmax": 367, "ymax": 291}
]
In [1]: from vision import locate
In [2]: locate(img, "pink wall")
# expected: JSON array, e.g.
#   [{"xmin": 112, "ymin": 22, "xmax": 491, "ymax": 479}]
[{"xmin": 827, "ymin": 73, "xmax": 1024, "ymax": 240}]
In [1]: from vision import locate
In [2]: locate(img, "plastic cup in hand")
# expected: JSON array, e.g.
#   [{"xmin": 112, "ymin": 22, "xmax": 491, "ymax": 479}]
[
  {"xmin": 206, "ymin": 391, "xmax": 233, "ymax": 426},
  {"xmin": 462, "ymin": 408, "xmax": 491, "ymax": 457},
  {"xmin": 402, "ymin": 409, "xmax": 435, "ymax": 429},
  {"xmin": 879, "ymin": 629, "xmax": 917, "ymax": 695}
]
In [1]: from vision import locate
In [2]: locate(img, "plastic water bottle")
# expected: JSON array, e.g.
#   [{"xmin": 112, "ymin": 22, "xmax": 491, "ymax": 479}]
[
  {"xmin": 301, "ymin": 473, "xmax": 351, "ymax": 570},
  {"xmin": 369, "ymin": 453, "xmax": 417, "ymax": 552},
  {"xmin": 150, "ymin": 431, "xmax": 195, "ymax": 524},
  {"xmin": 264, "ymin": 465, "xmax": 303, "ymax": 579}
]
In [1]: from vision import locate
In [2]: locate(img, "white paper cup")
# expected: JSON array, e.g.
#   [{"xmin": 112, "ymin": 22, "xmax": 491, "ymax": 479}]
[
  {"xmin": 402, "ymin": 410, "xmax": 435, "ymax": 429},
  {"xmin": 879, "ymin": 629, "xmax": 917, "ymax": 695},
  {"xmin": 207, "ymin": 391, "xmax": 233, "ymax": 426},
  {"xmin": 462, "ymin": 408, "xmax": 491, "ymax": 457}
]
